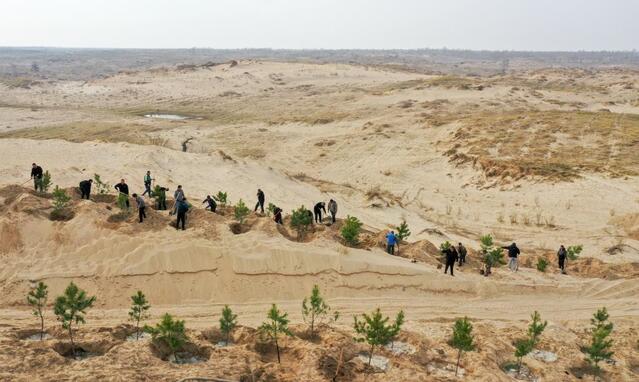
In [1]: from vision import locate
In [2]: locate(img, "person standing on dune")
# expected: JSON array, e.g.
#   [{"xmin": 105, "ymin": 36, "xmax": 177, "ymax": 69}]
[
  {"xmin": 114, "ymin": 179, "xmax": 130, "ymax": 209},
  {"xmin": 386, "ymin": 230, "xmax": 397, "ymax": 255},
  {"xmin": 171, "ymin": 185, "xmax": 184, "ymax": 215},
  {"xmin": 557, "ymin": 245, "xmax": 567, "ymax": 274},
  {"xmin": 457, "ymin": 242, "xmax": 467, "ymax": 266},
  {"xmin": 176, "ymin": 197, "xmax": 190, "ymax": 230},
  {"xmin": 132, "ymin": 193, "xmax": 146, "ymax": 223},
  {"xmin": 443, "ymin": 245, "xmax": 458, "ymax": 276},
  {"xmin": 503, "ymin": 242, "xmax": 520, "ymax": 272},
  {"xmin": 328, "ymin": 199, "xmax": 338, "ymax": 224},
  {"xmin": 79, "ymin": 179, "xmax": 93, "ymax": 200},
  {"xmin": 254, "ymin": 189, "xmax": 265, "ymax": 214},
  {"xmin": 142, "ymin": 171, "xmax": 153, "ymax": 197},
  {"xmin": 30, "ymin": 163, "xmax": 43, "ymax": 191},
  {"xmin": 314, "ymin": 202, "xmax": 326, "ymax": 224}
]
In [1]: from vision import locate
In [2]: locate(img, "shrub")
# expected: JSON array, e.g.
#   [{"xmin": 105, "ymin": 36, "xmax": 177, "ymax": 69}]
[
  {"xmin": 37, "ymin": 171, "xmax": 52, "ymax": 192},
  {"xmin": 213, "ymin": 191, "xmax": 228, "ymax": 207},
  {"xmin": 582, "ymin": 307, "xmax": 614, "ymax": 379},
  {"xmin": 128, "ymin": 291, "xmax": 151, "ymax": 340},
  {"xmin": 27, "ymin": 282, "xmax": 48, "ymax": 340},
  {"xmin": 341, "ymin": 215, "xmax": 362, "ymax": 246},
  {"xmin": 52, "ymin": 186, "xmax": 71, "ymax": 212},
  {"xmin": 396, "ymin": 220, "xmax": 411, "ymax": 254},
  {"xmin": 450, "ymin": 317, "xmax": 475, "ymax": 376},
  {"xmin": 567, "ymin": 245, "xmax": 583, "ymax": 260},
  {"xmin": 53, "ymin": 282, "xmax": 96, "ymax": 356},
  {"xmin": 353, "ymin": 308, "xmax": 404, "ymax": 366},
  {"xmin": 117, "ymin": 192, "xmax": 129, "ymax": 212},
  {"xmin": 302, "ymin": 285, "xmax": 338, "ymax": 337},
  {"xmin": 219, "ymin": 305, "xmax": 238, "ymax": 345},
  {"xmin": 536, "ymin": 258, "xmax": 549, "ymax": 272},
  {"xmin": 234, "ymin": 199, "xmax": 250, "ymax": 224},
  {"xmin": 259, "ymin": 304, "xmax": 292, "ymax": 363},
  {"xmin": 145, "ymin": 313, "xmax": 187, "ymax": 363},
  {"xmin": 290, "ymin": 205, "xmax": 312, "ymax": 240},
  {"xmin": 480, "ymin": 234, "xmax": 505, "ymax": 271},
  {"xmin": 267, "ymin": 202, "xmax": 277, "ymax": 217},
  {"xmin": 93, "ymin": 174, "xmax": 110, "ymax": 194}
]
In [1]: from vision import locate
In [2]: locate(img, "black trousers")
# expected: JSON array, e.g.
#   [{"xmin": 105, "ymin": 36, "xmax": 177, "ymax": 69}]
[
  {"xmin": 559, "ymin": 256, "xmax": 566, "ymax": 272},
  {"xmin": 157, "ymin": 198, "xmax": 166, "ymax": 210},
  {"xmin": 138, "ymin": 207, "xmax": 146, "ymax": 222},
  {"xmin": 254, "ymin": 200, "xmax": 264, "ymax": 213},
  {"xmin": 177, "ymin": 212, "xmax": 186, "ymax": 230},
  {"xmin": 330, "ymin": 211, "xmax": 336, "ymax": 223},
  {"xmin": 445, "ymin": 261, "xmax": 455, "ymax": 276},
  {"xmin": 314, "ymin": 210, "xmax": 322, "ymax": 223},
  {"xmin": 81, "ymin": 189, "xmax": 90, "ymax": 199},
  {"xmin": 458, "ymin": 253, "xmax": 466, "ymax": 266},
  {"xmin": 142, "ymin": 182, "xmax": 151, "ymax": 196},
  {"xmin": 386, "ymin": 244, "xmax": 395, "ymax": 255}
]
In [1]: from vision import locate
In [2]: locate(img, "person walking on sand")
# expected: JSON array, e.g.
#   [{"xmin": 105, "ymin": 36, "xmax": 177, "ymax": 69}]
[
  {"xmin": 457, "ymin": 242, "xmax": 467, "ymax": 266},
  {"xmin": 443, "ymin": 245, "xmax": 458, "ymax": 276},
  {"xmin": 176, "ymin": 198, "xmax": 190, "ymax": 230},
  {"xmin": 327, "ymin": 199, "xmax": 338, "ymax": 224},
  {"xmin": 156, "ymin": 185, "xmax": 169, "ymax": 210},
  {"xmin": 503, "ymin": 242, "xmax": 521, "ymax": 272},
  {"xmin": 30, "ymin": 163, "xmax": 43, "ymax": 191},
  {"xmin": 132, "ymin": 193, "xmax": 146, "ymax": 223},
  {"xmin": 273, "ymin": 207, "xmax": 283, "ymax": 225},
  {"xmin": 254, "ymin": 189, "xmax": 265, "ymax": 214},
  {"xmin": 386, "ymin": 230, "xmax": 397, "ymax": 255},
  {"xmin": 203, "ymin": 195, "xmax": 217, "ymax": 212},
  {"xmin": 314, "ymin": 202, "xmax": 326, "ymax": 224},
  {"xmin": 142, "ymin": 171, "xmax": 153, "ymax": 197},
  {"xmin": 79, "ymin": 179, "xmax": 93, "ymax": 200},
  {"xmin": 557, "ymin": 245, "xmax": 567, "ymax": 274},
  {"xmin": 114, "ymin": 179, "xmax": 130, "ymax": 209},
  {"xmin": 171, "ymin": 185, "xmax": 184, "ymax": 215}
]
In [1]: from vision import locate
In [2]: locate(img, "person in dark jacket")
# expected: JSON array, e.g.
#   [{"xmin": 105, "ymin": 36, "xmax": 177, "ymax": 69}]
[
  {"xmin": 114, "ymin": 179, "xmax": 130, "ymax": 208},
  {"xmin": 313, "ymin": 202, "xmax": 326, "ymax": 224},
  {"xmin": 327, "ymin": 199, "xmax": 338, "ymax": 223},
  {"xmin": 557, "ymin": 245, "xmax": 567, "ymax": 274},
  {"xmin": 443, "ymin": 245, "xmax": 458, "ymax": 276},
  {"xmin": 176, "ymin": 198, "xmax": 190, "ymax": 230},
  {"xmin": 502, "ymin": 243, "xmax": 521, "ymax": 272},
  {"xmin": 203, "ymin": 195, "xmax": 217, "ymax": 212},
  {"xmin": 79, "ymin": 179, "xmax": 93, "ymax": 199},
  {"xmin": 273, "ymin": 207, "xmax": 283, "ymax": 225},
  {"xmin": 254, "ymin": 189, "xmax": 265, "ymax": 213},
  {"xmin": 156, "ymin": 186, "xmax": 169, "ymax": 210},
  {"xmin": 132, "ymin": 193, "xmax": 146, "ymax": 222},
  {"xmin": 31, "ymin": 163, "xmax": 43, "ymax": 191},
  {"xmin": 457, "ymin": 242, "xmax": 467, "ymax": 266}
]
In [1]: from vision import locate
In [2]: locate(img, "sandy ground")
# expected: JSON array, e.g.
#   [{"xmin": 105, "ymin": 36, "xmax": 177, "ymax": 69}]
[{"xmin": 0, "ymin": 61, "xmax": 638, "ymax": 381}]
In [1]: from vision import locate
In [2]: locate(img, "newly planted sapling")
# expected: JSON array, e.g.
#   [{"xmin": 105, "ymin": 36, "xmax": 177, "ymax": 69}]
[
  {"xmin": 38, "ymin": 171, "xmax": 52, "ymax": 193},
  {"xmin": 258, "ymin": 304, "xmax": 292, "ymax": 363},
  {"xmin": 450, "ymin": 317, "xmax": 475, "ymax": 376},
  {"xmin": 567, "ymin": 245, "xmax": 583, "ymax": 260},
  {"xmin": 582, "ymin": 307, "xmax": 614, "ymax": 380},
  {"xmin": 27, "ymin": 282, "xmax": 48, "ymax": 340},
  {"xmin": 341, "ymin": 215, "xmax": 362, "ymax": 246},
  {"xmin": 234, "ymin": 199, "xmax": 250, "ymax": 224},
  {"xmin": 214, "ymin": 191, "xmax": 228, "ymax": 207},
  {"xmin": 219, "ymin": 305, "xmax": 238, "ymax": 345},
  {"xmin": 302, "ymin": 285, "xmax": 335, "ymax": 337},
  {"xmin": 536, "ymin": 258, "xmax": 549, "ymax": 272},
  {"xmin": 267, "ymin": 203, "xmax": 278, "ymax": 217},
  {"xmin": 290, "ymin": 205, "xmax": 312, "ymax": 240},
  {"xmin": 128, "ymin": 291, "xmax": 151, "ymax": 340},
  {"xmin": 353, "ymin": 308, "xmax": 404, "ymax": 366},
  {"xmin": 93, "ymin": 174, "xmax": 110, "ymax": 194},
  {"xmin": 144, "ymin": 313, "xmax": 187, "ymax": 363},
  {"xmin": 395, "ymin": 220, "xmax": 411, "ymax": 254},
  {"xmin": 53, "ymin": 282, "xmax": 96, "ymax": 356},
  {"xmin": 52, "ymin": 186, "xmax": 71, "ymax": 212}
]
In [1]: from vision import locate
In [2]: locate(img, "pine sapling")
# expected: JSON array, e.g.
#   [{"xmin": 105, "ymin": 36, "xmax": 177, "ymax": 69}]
[
  {"xmin": 234, "ymin": 199, "xmax": 250, "ymax": 224},
  {"xmin": 302, "ymin": 285, "xmax": 333, "ymax": 337},
  {"xmin": 258, "ymin": 304, "xmax": 292, "ymax": 363},
  {"xmin": 27, "ymin": 282, "xmax": 48, "ymax": 340},
  {"xmin": 214, "ymin": 191, "xmax": 228, "ymax": 207},
  {"xmin": 341, "ymin": 215, "xmax": 362, "ymax": 246},
  {"xmin": 93, "ymin": 173, "xmax": 110, "ymax": 194},
  {"xmin": 117, "ymin": 192, "xmax": 129, "ymax": 212},
  {"xmin": 53, "ymin": 282, "xmax": 96, "ymax": 356},
  {"xmin": 395, "ymin": 220, "xmax": 411, "ymax": 255},
  {"xmin": 290, "ymin": 205, "xmax": 312, "ymax": 240},
  {"xmin": 536, "ymin": 257, "xmax": 549, "ymax": 272},
  {"xmin": 267, "ymin": 202, "xmax": 277, "ymax": 217},
  {"xmin": 128, "ymin": 291, "xmax": 151, "ymax": 340},
  {"xmin": 219, "ymin": 305, "xmax": 238, "ymax": 345},
  {"xmin": 353, "ymin": 308, "xmax": 404, "ymax": 366},
  {"xmin": 450, "ymin": 317, "xmax": 475, "ymax": 376},
  {"xmin": 582, "ymin": 307, "xmax": 614, "ymax": 380},
  {"xmin": 514, "ymin": 338, "xmax": 534, "ymax": 374},
  {"xmin": 38, "ymin": 171, "xmax": 52, "ymax": 192},
  {"xmin": 567, "ymin": 245, "xmax": 583, "ymax": 260},
  {"xmin": 528, "ymin": 311, "xmax": 547, "ymax": 347},
  {"xmin": 144, "ymin": 313, "xmax": 187, "ymax": 363},
  {"xmin": 52, "ymin": 186, "xmax": 71, "ymax": 212}
]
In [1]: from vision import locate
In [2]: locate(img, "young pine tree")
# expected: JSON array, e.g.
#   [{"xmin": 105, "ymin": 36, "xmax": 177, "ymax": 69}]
[
  {"xmin": 527, "ymin": 311, "xmax": 548, "ymax": 347},
  {"xmin": 353, "ymin": 308, "xmax": 404, "ymax": 366},
  {"xmin": 144, "ymin": 313, "xmax": 187, "ymax": 363},
  {"xmin": 214, "ymin": 191, "xmax": 228, "ymax": 207},
  {"xmin": 341, "ymin": 215, "xmax": 362, "ymax": 246},
  {"xmin": 267, "ymin": 203, "xmax": 277, "ymax": 217},
  {"xmin": 302, "ymin": 285, "xmax": 333, "ymax": 337},
  {"xmin": 117, "ymin": 192, "xmax": 129, "ymax": 212},
  {"xmin": 93, "ymin": 174, "xmax": 110, "ymax": 194},
  {"xmin": 53, "ymin": 282, "xmax": 96, "ymax": 356},
  {"xmin": 128, "ymin": 291, "xmax": 151, "ymax": 340},
  {"xmin": 395, "ymin": 220, "xmax": 411, "ymax": 255},
  {"xmin": 259, "ymin": 304, "xmax": 292, "ymax": 363},
  {"xmin": 219, "ymin": 305, "xmax": 238, "ymax": 345},
  {"xmin": 52, "ymin": 186, "xmax": 71, "ymax": 211},
  {"xmin": 567, "ymin": 245, "xmax": 583, "ymax": 260},
  {"xmin": 582, "ymin": 307, "xmax": 614, "ymax": 380},
  {"xmin": 234, "ymin": 199, "xmax": 250, "ymax": 224},
  {"xmin": 514, "ymin": 338, "xmax": 534, "ymax": 374},
  {"xmin": 450, "ymin": 317, "xmax": 475, "ymax": 376},
  {"xmin": 536, "ymin": 257, "xmax": 549, "ymax": 272},
  {"xmin": 290, "ymin": 205, "xmax": 312, "ymax": 240},
  {"xmin": 38, "ymin": 171, "xmax": 52, "ymax": 193},
  {"xmin": 27, "ymin": 282, "xmax": 48, "ymax": 340}
]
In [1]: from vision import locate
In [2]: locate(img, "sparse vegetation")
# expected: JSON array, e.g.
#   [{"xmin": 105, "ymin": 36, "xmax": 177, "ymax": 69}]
[
  {"xmin": 341, "ymin": 215, "xmax": 362, "ymax": 246},
  {"xmin": 450, "ymin": 317, "xmax": 475, "ymax": 376},
  {"xmin": 510, "ymin": 311, "xmax": 547, "ymax": 375},
  {"xmin": 213, "ymin": 191, "xmax": 228, "ymax": 207},
  {"xmin": 259, "ymin": 304, "xmax": 292, "ymax": 364},
  {"xmin": 567, "ymin": 245, "xmax": 583, "ymax": 260},
  {"xmin": 219, "ymin": 305, "xmax": 238, "ymax": 345},
  {"xmin": 582, "ymin": 307, "xmax": 614, "ymax": 380},
  {"xmin": 52, "ymin": 186, "xmax": 71, "ymax": 212},
  {"xmin": 290, "ymin": 205, "xmax": 312, "ymax": 240},
  {"xmin": 93, "ymin": 174, "xmax": 110, "ymax": 194},
  {"xmin": 267, "ymin": 202, "xmax": 278, "ymax": 217},
  {"xmin": 37, "ymin": 171, "xmax": 52, "ymax": 193},
  {"xmin": 128, "ymin": 291, "xmax": 151, "ymax": 340},
  {"xmin": 234, "ymin": 199, "xmax": 250, "ymax": 224},
  {"xmin": 117, "ymin": 192, "xmax": 129, "ymax": 212},
  {"xmin": 480, "ymin": 234, "xmax": 505, "ymax": 274},
  {"xmin": 27, "ymin": 282, "xmax": 48, "ymax": 340},
  {"xmin": 395, "ymin": 220, "xmax": 411, "ymax": 254},
  {"xmin": 144, "ymin": 313, "xmax": 187, "ymax": 363},
  {"xmin": 302, "ymin": 285, "xmax": 338, "ymax": 337},
  {"xmin": 353, "ymin": 308, "xmax": 404, "ymax": 366},
  {"xmin": 53, "ymin": 282, "xmax": 96, "ymax": 357},
  {"xmin": 536, "ymin": 258, "xmax": 549, "ymax": 272}
]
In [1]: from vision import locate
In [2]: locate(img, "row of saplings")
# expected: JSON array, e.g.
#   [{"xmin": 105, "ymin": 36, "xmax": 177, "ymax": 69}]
[{"xmin": 27, "ymin": 282, "xmax": 614, "ymax": 379}]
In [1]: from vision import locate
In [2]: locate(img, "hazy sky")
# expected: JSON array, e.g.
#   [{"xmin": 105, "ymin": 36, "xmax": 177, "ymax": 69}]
[{"xmin": 1, "ymin": 0, "xmax": 637, "ymax": 51}]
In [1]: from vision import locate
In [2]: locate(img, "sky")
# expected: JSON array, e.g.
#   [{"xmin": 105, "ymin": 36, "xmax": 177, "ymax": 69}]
[{"xmin": 1, "ymin": 0, "xmax": 637, "ymax": 51}]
